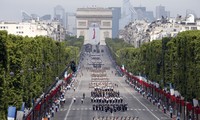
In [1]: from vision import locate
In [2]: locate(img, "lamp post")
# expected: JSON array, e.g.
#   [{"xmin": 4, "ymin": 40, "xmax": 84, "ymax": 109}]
[
  {"xmin": 149, "ymin": 43, "xmax": 154, "ymax": 97},
  {"xmin": 28, "ymin": 67, "xmax": 38, "ymax": 120},
  {"xmin": 183, "ymin": 38, "xmax": 187, "ymax": 120},
  {"xmin": 57, "ymin": 44, "xmax": 60, "ymax": 76},
  {"xmin": 9, "ymin": 71, "xmax": 14, "ymax": 76},
  {"xmin": 161, "ymin": 37, "xmax": 167, "ymax": 108},
  {"xmin": 27, "ymin": 68, "xmax": 32, "ymax": 109},
  {"xmin": 42, "ymin": 63, "xmax": 46, "ymax": 118},
  {"xmin": 162, "ymin": 38, "xmax": 165, "ymax": 89},
  {"xmin": 9, "ymin": 67, "xmax": 24, "ymax": 98}
]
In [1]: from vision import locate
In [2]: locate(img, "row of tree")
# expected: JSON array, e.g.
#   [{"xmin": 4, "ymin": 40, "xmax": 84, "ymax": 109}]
[
  {"xmin": 0, "ymin": 30, "xmax": 83, "ymax": 120},
  {"xmin": 106, "ymin": 30, "xmax": 200, "ymax": 103}
]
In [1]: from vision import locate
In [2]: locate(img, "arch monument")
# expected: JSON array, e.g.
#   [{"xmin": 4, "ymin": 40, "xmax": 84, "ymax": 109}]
[{"xmin": 76, "ymin": 8, "xmax": 112, "ymax": 45}]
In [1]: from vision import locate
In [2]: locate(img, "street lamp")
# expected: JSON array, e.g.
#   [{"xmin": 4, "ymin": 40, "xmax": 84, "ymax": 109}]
[
  {"xmin": 9, "ymin": 71, "xmax": 14, "ymax": 77},
  {"xmin": 33, "ymin": 68, "xmax": 37, "ymax": 71},
  {"xmin": 9, "ymin": 68, "xmax": 25, "ymax": 107},
  {"xmin": 20, "ymin": 70, "xmax": 24, "ymax": 74}
]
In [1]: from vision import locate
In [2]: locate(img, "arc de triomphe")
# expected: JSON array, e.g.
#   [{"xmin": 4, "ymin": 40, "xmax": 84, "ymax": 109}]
[{"xmin": 76, "ymin": 8, "xmax": 112, "ymax": 45}]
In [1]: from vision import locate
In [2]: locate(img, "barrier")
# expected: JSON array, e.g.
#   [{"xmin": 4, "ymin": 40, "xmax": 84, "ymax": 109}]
[
  {"xmin": 24, "ymin": 73, "xmax": 72, "ymax": 120},
  {"xmin": 121, "ymin": 68, "xmax": 200, "ymax": 120}
]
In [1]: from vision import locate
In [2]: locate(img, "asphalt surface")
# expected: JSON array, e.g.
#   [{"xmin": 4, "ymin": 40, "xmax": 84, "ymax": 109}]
[{"xmin": 52, "ymin": 45, "xmax": 171, "ymax": 120}]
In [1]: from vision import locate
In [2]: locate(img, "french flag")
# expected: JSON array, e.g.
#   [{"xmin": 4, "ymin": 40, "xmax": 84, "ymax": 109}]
[{"xmin": 92, "ymin": 28, "xmax": 95, "ymax": 39}]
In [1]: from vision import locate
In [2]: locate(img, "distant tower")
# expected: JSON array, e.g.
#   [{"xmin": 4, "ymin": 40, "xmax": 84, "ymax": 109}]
[
  {"xmin": 156, "ymin": 5, "xmax": 170, "ymax": 19},
  {"xmin": 21, "ymin": 11, "xmax": 32, "ymax": 22},
  {"xmin": 123, "ymin": 0, "xmax": 131, "ymax": 17},
  {"xmin": 54, "ymin": 5, "xmax": 66, "ymax": 28},
  {"xmin": 109, "ymin": 7, "xmax": 121, "ymax": 38},
  {"xmin": 40, "ymin": 14, "xmax": 51, "ymax": 21},
  {"xmin": 66, "ymin": 12, "xmax": 76, "ymax": 35},
  {"xmin": 120, "ymin": 0, "xmax": 136, "ymax": 29}
]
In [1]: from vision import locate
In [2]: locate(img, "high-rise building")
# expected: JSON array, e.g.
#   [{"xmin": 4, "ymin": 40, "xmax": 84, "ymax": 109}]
[
  {"xmin": 122, "ymin": 0, "xmax": 131, "ymax": 17},
  {"xmin": 22, "ymin": 11, "xmax": 51, "ymax": 22},
  {"xmin": 21, "ymin": 11, "xmax": 32, "ymax": 22},
  {"xmin": 66, "ymin": 12, "xmax": 76, "ymax": 35},
  {"xmin": 40, "ymin": 14, "xmax": 51, "ymax": 21},
  {"xmin": 134, "ymin": 7, "xmax": 155, "ymax": 22},
  {"xmin": 30, "ymin": 14, "xmax": 40, "ymax": 21},
  {"xmin": 120, "ymin": 0, "xmax": 155, "ymax": 29},
  {"xmin": 54, "ymin": 5, "xmax": 66, "ymax": 28},
  {"xmin": 145, "ymin": 11, "xmax": 155, "ymax": 22},
  {"xmin": 156, "ymin": 5, "xmax": 170, "ymax": 19},
  {"xmin": 120, "ymin": 0, "xmax": 136, "ymax": 29},
  {"xmin": 109, "ymin": 7, "xmax": 121, "ymax": 38}
]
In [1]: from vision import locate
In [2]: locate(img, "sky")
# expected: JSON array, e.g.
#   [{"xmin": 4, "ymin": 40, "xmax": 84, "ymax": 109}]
[{"xmin": 0, "ymin": 0, "xmax": 200, "ymax": 21}]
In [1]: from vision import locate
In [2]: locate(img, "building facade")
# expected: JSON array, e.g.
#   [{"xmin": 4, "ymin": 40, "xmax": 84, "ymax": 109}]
[
  {"xmin": 76, "ymin": 8, "xmax": 112, "ymax": 45},
  {"xmin": 0, "ymin": 20, "xmax": 65, "ymax": 41},
  {"xmin": 120, "ymin": 14, "xmax": 200, "ymax": 47}
]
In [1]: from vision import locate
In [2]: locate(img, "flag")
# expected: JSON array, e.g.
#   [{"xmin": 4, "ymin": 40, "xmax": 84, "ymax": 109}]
[{"xmin": 92, "ymin": 28, "xmax": 95, "ymax": 39}]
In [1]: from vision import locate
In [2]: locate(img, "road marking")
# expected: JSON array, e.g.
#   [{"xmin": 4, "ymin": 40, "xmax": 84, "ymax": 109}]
[
  {"xmin": 161, "ymin": 117, "xmax": 171, "ymax": 120},
  {"xmin": 80, "ymin": 106, "xmax": 83, "ymax": 120},
  {"xmin": 60, "ymin": 108, "xmax": 68, "ymax": 111},
  {"xmin": 135, "ymin": 109, "xmax": 139, "ymax": 113},
  {"xmin": 117, "ymin": 80, "xmax": 160, "ymax": 120},
  {"xmin": 138, "ymin": 109, "xmax": 141, "ymax": 111},
  {"xmin": 64, "ymin": 99, "xmax": 74, "ymax": 119},
  {"xmin": 64, "ymin": 74, "xmax": 83, "ymax": 120}
]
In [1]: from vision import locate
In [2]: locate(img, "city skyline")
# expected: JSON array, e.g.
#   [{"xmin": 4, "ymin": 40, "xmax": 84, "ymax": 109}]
[{"xmin": 1, "ymin": 0, "xmax": 200, "ymax": 21}]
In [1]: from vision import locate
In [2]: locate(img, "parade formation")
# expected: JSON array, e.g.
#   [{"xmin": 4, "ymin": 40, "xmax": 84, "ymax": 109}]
[
  {"xmin": 48, "ymin": 45, "xmax": 173, "ymax": 120},
  {"xmin": 87, "ymin": 46, "xmax": 138, "ymax": 120},
  {"xmin": 89, "ymin": 52, "xmax": 128, "ymax": 114}
]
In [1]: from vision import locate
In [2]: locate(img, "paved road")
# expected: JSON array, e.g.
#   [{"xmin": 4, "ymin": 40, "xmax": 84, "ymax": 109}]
[{"xmin": 52, "ymin": 45, "xmax": 171, "ymax": 120}]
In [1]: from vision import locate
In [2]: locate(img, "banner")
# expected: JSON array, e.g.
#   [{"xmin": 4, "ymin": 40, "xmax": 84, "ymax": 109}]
[
  {"xmin": 92, "ymin": 28, "xmax": 95, "ymax": 39},
  {"xmin": 8, "ymin": 106, "xmax": 16, "ymax": 120},
  {"xmin": 193, "ymin": 98, "xmax": 199, "ymax": 107}
]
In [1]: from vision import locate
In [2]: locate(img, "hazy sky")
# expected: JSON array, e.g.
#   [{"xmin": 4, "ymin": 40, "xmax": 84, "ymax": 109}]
[{"xmin": 1, "ymin": 0, "xmax": 199, "ymax": 21}]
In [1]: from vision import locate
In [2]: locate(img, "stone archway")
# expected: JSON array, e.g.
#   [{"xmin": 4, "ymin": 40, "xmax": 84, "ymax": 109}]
[{"xmin": 76, "ymin": 8, "xmax": 112, "ymax": 45}]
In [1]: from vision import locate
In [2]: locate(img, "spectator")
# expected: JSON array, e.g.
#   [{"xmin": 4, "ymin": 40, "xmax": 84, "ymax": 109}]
[
  {"xmin": 176, "ymin": 112, "xmax": 180, "ymax": 120},
  {"xmin": 157, "ymin": 102, "xmax": 160, "ymax": 109},
  {"xmin": 47, "ymin": 112, "xmax": 51, "ymax": 120},
  {"xmin": 170, "ymin": 106, "xmax": 173, "ymax": 118},
  {"xmin": 51, "ymin": 108, "xmax": 54, "ymax": 117},
  {"xmin": 73, "ymin": 97, "xmax": 76, "ymax": 103},
  {"xmin": 163, "ymin": 105, "xmax": 166, "ymax": 113}
]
